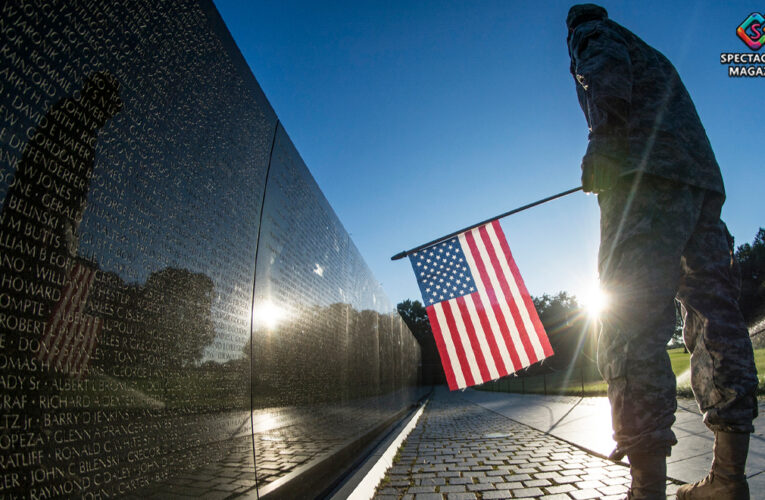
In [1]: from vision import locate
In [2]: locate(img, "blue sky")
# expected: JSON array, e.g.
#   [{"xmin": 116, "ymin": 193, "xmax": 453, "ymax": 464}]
[{"xmin": 214, "ymin": 0, "xmax": 765, "ymax": 307}]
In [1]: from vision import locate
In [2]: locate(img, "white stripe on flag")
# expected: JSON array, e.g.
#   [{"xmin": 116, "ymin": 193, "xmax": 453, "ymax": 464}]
[
  {"xmin": 445, "ymin": 298, "xmax": 483, "ymax": 384},
  {"xmin": 433, "ymin": 302, "xmax": 466, "ymax": 389},
  {"xmin": 463, "ymin": 293, "xmax": 500, "ymax": 379},
  {"xmin": 485, "ymin": 222, "xmax": 546, "ymax": 360},
  {"xmin": 468, "ymin": 227, "xmax": 532, "ymax": 367},
  {"xmin": 457, "ymin": 232, "xmax": 519, "ymax": 371}
]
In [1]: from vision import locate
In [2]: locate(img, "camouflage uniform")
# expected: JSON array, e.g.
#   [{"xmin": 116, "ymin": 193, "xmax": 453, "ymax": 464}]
[{"xmin": 567, "ymin": 4, "xmax": 758, "ymax": 458}]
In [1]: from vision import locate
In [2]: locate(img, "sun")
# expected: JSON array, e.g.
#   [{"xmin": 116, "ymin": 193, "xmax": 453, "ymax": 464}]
[
  {"xmin": 580, "ymin": 281, "xmax": 609, "ymax": 319},
  {"xmin": 253, "ymin": 300, "xmax": 287, "ymax": 329}
]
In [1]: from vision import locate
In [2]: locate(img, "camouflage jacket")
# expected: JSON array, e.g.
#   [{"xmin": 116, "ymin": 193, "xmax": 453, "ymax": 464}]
[{"xmin": 567, "ymin": 16, "xmax": 725, "ymax": 194}]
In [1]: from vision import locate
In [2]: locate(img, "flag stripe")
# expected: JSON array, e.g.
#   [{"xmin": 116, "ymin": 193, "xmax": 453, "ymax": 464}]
[
  {"xmin": 486, "ymin": 221, "xmax": 547, "ymax": 358},
  {"xmin": 426, "ymin": 305, "xmax": 461, "ymax": 390},
  {"xmin": 458, "ymin": 232, "xmax": 521, "ymax": 372},
  {"xmin": 466, "ymin": 292, "xmax": 522, "ymax": 377},
  {"xmin": 439, "ymin": 301, "xmax": 476, "ymax": 387},
  {"xmin": 454, "ymin": 295, "xmax": 495, "ymax": 381},
  {"xmin": 445, "ymin": 299, "xmax": 484, "ymax": 383},
  {"xmin": 57, "ymin": 267, "xmax": 94, "ymax": 368},
  {"xmin": 462, "ymin": 293, "xmax": 507, "ymax": 379},
  {"xmin": 465, "ymin": 227, "xmax": 531, "ymax": 367},
  {"xmin": 44, "ymin": 265, "xmax": 85, "ymax": 363},
  {"xmin": 491, "ymin": 220, "xmax": 554, "ymax": 357},
  {"xmin": 67, "ymin": 312, "xmax": 90, "ymax": 372},
  {"xmin": 73, "ymin": 317, "xmax": 99, "ymax": 380},
  {"xmin": 39, "ymin": 263, "xmax": 101, "ymax": 378},
  {"xmin": 477, "ymin": 224, "xmax": 537, "ymax": 364}
]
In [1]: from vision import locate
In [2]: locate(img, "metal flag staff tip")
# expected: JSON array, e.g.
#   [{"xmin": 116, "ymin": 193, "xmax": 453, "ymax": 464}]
[{"xmin": 390, "ymin": 186, "xmax": 583, "ymax": 261}]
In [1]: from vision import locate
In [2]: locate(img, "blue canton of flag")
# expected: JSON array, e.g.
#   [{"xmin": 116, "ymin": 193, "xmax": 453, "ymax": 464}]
[{"xmin": 411, "ymin": 237, "xmax": 476, "ymax": 305}]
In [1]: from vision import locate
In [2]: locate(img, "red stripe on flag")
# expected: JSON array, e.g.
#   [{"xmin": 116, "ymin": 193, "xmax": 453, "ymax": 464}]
[
  {"xmin": 461, "ymin": 292, "xmax": 508, "ymax": 377},
  {"xmin": 463, "ymin": 230, "xmax": 525, "ymax": 371},
  {"xmin": 470, "ymin": 291, "xmax": 517, "ymax": 375},
  {"xmin": 426, "ymin": 305, "xmax": 458, "ymax": 390},
  {"xmin": 492, "ymin": 220, "xmax": 554, "ymax": 357},
  {"xmin": 454, "ymin": 295, "xmax": 491, "ymax": 382},
  {"xmin": 441, "ymin": 300, "xmax": 476, "ymax": 388},
  {"xmin": 478, "ymin": 224, "xmax": 537, "ymax": 363}
]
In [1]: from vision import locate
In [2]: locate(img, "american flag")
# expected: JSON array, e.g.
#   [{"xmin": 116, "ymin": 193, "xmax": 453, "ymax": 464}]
[
  {"xmin": 409, "ymin": 220, "xmax": 553, "ymax": 390},
  {"xmin": 38, "ymin": 261, "xmax": 102, "ymax": 379}
]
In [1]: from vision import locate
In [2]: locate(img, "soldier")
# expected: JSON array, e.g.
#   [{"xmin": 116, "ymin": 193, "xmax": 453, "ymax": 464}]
[{"xmin": 566, "ymin": 4, "xmax": 758, "ymax": 499}]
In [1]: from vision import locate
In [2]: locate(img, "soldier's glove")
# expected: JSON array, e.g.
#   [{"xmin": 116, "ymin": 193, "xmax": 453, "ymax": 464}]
[{"xmin": 581, "ymin": 152, "xmax": 622, "ymax": 194}]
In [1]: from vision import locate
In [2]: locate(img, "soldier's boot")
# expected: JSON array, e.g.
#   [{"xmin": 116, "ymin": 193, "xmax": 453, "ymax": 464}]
[
  {"xmin": 626, "ymin": 452, "xmax": 667, "ymax": 499},
  {"xmin": 676, "ymin": 431, "xmax": 750, "ymax": 499}
]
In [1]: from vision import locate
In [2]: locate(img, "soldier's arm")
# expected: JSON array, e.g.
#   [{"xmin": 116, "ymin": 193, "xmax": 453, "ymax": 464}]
[{"xmin": 569, "ymin": 22, "xmax": 632, "ymax": 161}]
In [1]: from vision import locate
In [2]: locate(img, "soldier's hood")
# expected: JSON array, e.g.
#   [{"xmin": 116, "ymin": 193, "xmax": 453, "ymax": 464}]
[{"xmin": 566, "ymin": 4, "xmax": 608, "ymax": 30}]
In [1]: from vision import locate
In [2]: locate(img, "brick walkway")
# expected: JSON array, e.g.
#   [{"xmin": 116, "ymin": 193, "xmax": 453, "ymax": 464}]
[{"xmin": 373, "ymin": 387, "xmax": 681, "ymax": 500}]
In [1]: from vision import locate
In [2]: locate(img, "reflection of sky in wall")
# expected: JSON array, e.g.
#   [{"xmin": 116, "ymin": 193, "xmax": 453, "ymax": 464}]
[
  {"xmin": 0, "ymin": 0, "xmax": 402, "ymax": 365},
  {"xmin": 60, "ymin": 1, "xmax": 394, "ymax": 361},
  {"xmin": 64, "ymin": 2, "xmax": 273, "ymax": 360}
]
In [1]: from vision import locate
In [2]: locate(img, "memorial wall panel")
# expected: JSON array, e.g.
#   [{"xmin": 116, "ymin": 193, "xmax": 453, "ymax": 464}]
[
  {"xmin": 0, "ymin": 0, "xmax": 424, "ymax": 498},
  {"xmin": 252, "ymin": 127, "xmax": 425, "ymax": 497}
]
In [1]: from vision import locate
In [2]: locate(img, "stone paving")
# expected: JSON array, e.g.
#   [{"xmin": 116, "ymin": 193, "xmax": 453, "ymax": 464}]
[{"xmin": 373, "ymin": 387, "xmax": 681, "ymax": 500}]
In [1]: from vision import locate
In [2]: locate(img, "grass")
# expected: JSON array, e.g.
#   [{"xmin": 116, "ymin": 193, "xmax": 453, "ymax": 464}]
[
  {"xmin": 478, "ymin": 347, "xmax": 765, "ymax": 398},
  {"xmin": 668, "ymin": 347, "xmax": 691, "ymax": 376}
]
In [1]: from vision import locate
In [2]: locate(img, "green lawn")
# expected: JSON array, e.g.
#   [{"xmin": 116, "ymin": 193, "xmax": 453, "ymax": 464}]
[
  {"xmin": 668, "ymin": 347, "xmax": 691, "ymax": 376},
  {"xmin": 478, "ymin": 347, "xmax": 765, "ymax": 397}
]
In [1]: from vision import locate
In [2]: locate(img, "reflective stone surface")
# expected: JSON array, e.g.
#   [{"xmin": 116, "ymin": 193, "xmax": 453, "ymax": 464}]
[
  {"xmin": 252, "ymin": 127, "xmax": 424, "ymax": 496},
  {"xmin": 0, "ymin": 1, "xmax": 424, "ymax": 497}
]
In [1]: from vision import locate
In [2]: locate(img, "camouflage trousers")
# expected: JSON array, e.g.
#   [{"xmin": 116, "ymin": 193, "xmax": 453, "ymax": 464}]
[{"xmin": 597, "ymin": 173, "xmax": 758, "ymax": 458}]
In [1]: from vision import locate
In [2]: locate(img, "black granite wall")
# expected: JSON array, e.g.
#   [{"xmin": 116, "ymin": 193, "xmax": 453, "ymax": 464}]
[{"xmin": 0, "ymin": 1, "xmax": 425, "ymax": 497}]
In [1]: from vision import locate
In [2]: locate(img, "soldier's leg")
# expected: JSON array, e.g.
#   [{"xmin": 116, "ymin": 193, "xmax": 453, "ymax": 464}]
[
  {"xmin": 675, "ymin": 192, "xmax": 757, "ymax": 499},
  {"xmin": 597, "ymin": 174, "xmax": 704, "ymax": 457},
  {"xmin": 677, "ymin": 193, "xmax": 757, "ymax": 432}
]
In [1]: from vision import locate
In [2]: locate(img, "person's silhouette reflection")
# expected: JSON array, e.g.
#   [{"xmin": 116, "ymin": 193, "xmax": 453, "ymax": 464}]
[{"xmin": 0, "ymin": 71, "xmax": 122, "ymax": 375}]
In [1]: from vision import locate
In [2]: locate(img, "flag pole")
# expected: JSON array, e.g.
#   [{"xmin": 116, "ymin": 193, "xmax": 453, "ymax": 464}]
[{"xmin": 391, "ymin": 186, "xmax": 583, "ymax": 261}]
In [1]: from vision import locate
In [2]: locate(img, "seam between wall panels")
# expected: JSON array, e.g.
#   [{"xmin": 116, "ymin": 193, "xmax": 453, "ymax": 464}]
[{"xmin": 249, "ymin": 119, "xmax": 281, "ymax": 498}]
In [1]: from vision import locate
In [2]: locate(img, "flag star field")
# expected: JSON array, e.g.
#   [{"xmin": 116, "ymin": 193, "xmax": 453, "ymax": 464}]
[{"xmin": 412, "ymin": 237, "xmax": 476, "ymax": 304}]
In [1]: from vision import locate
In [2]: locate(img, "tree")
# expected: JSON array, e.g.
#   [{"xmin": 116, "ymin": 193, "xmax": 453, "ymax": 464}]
[
  {"xmin": 396, "ymin": 299, "xmax": 446, "ymax": 385},
  {"xmin": 530, "ymin": 292, "xmax": 597, "ymax": 372},
  {"xmin": 736, "ymin": 228, "xmax": 765, "ymax": 323},
  {"xmin": 533, "ymin": 292, "xmax": 579, "ymax": 330},
  {"xmin": 397, "ymin": 299, "xmax": 430, "ymax": 341}
]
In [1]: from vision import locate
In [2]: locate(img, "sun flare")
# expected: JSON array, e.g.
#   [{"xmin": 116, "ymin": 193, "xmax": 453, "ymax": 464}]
[
  {"xmin": 580, "ymin": 281, "xmax": 609, "ymax": 319},
  {"xmin": 253, "ymin": 300, "xmax": 287, "ymax": 329}
]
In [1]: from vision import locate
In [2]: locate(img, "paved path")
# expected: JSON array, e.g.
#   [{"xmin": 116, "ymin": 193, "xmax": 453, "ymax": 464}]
[
  {"xmin": 373, "ymin": 387, "xmax": 682, "ymax": 499},
  {"xmin": 460, "ymin": 389, "xmax": 765, "ymax": 489}
]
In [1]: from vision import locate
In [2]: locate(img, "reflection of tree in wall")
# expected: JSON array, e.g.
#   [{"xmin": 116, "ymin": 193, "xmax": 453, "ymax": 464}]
[
  {"xmin": 250, "ymin": 302, "xmax": 420, "ymax": 407},
  {"xmin": 96, "ymin": 265, "xmax": 250, "ymax": 411},
  {"xmin": 397, "ymin": 299, "xmax": 445, "ymax": 385},
  {"xmin": 90, "ymin": 267, "xmax": 216, "ymax": 371},
  {"xmin": 143, "ymin": 267, "xmax": 216, "ymax": 367}
]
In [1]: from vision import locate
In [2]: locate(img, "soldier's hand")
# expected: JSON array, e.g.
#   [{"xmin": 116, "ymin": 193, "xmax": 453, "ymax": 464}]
[{"xmin": 581, "ymin": 153, "xmax": 622, "ymax": 194}]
